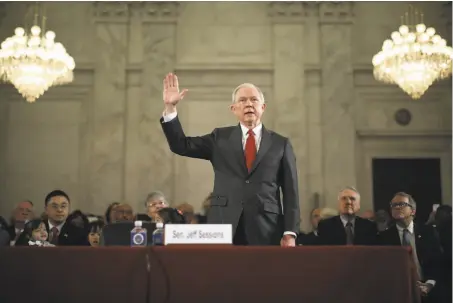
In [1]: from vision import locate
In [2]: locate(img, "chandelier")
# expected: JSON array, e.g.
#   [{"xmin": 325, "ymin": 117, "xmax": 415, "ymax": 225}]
[
  {"xmin": 0, "ymin": 4, "xmax": 75, "ymax": 103},
  {"xmin": 372, "ymin": 6, "xmax": 453, "ymax": 99}
]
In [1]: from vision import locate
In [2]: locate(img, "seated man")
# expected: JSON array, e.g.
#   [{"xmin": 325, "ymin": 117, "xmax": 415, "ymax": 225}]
[
  {"xmin": 317, "ymin": 186, "xmax": 378, "ymax": 246},
  {"xmin": 379, "ymin": 192, "xmax": 443, "ymax": 301},
  {"xmin": 16, "ymin": 190, "xmax": 88, "ymax": 246}
]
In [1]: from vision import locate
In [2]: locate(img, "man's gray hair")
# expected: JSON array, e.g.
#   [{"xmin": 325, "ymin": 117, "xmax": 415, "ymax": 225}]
[
  {"xmin": 144, "ymin": 191, "xmax": 167, "ymax": 206},
  {"xmin": 338, "ymin": 186, "xmax": 360, "ymax": 199},
  {"xmin": 231, "ymin": 83, "xmax": 265, "ymax": 104},
  {"xmin": 393, "ymin": 192, "xmax": 417, "ymax": 210}
]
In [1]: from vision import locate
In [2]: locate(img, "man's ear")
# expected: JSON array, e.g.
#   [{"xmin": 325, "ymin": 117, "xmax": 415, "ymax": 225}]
[
  {"xmin": 229, "ymin": 104, "xmax": 235, "ymax": 112},
  {"xmin": 411, "ymin": 209, "xmax": 416, "ymax": 217}
]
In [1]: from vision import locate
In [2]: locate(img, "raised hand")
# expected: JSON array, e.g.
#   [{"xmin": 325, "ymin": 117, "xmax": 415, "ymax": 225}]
[{"xmin": 163, "ymin": 73, "xmax": 188, "ymax": 108}]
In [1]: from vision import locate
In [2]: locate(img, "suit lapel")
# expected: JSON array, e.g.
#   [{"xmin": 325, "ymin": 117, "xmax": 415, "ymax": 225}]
[
  {"xmin": 229, "ymin": 125, "xmax": 247, "ymax": 176},
  {"xmin": 249, "ymin": 126, "xmax": 272, "ymax": 175},
  {"xmin": 335, "ymin": 216, "xmax": 347, "ymax": 244},
  {"xmin": 413, "ymin": 223, "xmax": 422, "ymax": 250},
  {"xmin": 59, "ymin": 222, "xmax": 69, "ymax": 243},
  {"xmin": 389, "ymin": 225, "xmax": 402, "ymax": 245},
  {"xmin": 354, "ymin": 217, "xmax": 363, "ymax": 243},
  {"xmin": 44, "ymin": 221, "xmax": 50, "ymax": 233}
]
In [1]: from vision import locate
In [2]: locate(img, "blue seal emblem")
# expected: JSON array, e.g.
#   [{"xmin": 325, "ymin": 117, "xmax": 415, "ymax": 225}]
[{"xmin": 133, "ymin": 233, "xmax": 145, "ymax": 245}]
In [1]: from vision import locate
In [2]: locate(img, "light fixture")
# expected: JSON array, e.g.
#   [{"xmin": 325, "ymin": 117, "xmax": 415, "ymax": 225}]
[
  {"xmin": 0, "ymin": 3, "xmax": 75, "ymax": 102},
  {"xmin": 372, "ymin": 5, "xmax": 453, "ymax": 99}
]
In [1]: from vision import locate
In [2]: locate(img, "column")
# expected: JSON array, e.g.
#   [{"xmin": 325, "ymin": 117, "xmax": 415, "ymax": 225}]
[
  {"xmin": 319, "ymin": 2, "xmax": 357, "ymax": 206},
  {"xmin": 89, "ymin": 3, "xmax": 129, "ymax": 213},
  {"xmin": 138, "ymin": 2, "xmax": 179, "ymax": 203},
  {"xmin": 305, "ymin": 3, "xmax": 325, "ymax": 214},
  {"xmin": 269, "ymin": 3, "xmax": 309, "ymax": 230}
]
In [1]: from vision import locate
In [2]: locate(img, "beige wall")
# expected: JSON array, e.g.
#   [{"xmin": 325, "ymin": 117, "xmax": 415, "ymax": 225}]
[{"xmin": 0, "ymin": 2, "xmax": 451, "ymax": 231}]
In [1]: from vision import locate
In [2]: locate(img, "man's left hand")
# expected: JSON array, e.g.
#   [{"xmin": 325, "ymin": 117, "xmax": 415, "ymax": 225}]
[
  {"xmin": 417, "ymin": 282, "xmax": 434, "ymax": 296},
  {"xmin": 280, "ymin": 234, "xmax": 296, "ymax": 247}
]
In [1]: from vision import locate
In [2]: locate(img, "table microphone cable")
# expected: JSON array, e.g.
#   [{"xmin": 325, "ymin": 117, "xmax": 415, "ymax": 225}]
[{"xmin": 146, "ymin": 247, "xmax": 171, "ymax": 303}]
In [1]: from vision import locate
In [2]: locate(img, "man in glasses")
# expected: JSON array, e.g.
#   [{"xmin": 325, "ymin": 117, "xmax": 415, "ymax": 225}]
[
  {"xmin": 16, "ymin": 190, "xmax": 88, "ymax": 246},
  {"xmin": 378, "ymin": 192, "xmax": 443, "ymax": 301}
]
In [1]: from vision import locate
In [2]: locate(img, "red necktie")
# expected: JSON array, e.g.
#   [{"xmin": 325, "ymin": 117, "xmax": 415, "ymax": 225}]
[
  {"xmin": 50, "ymin": 227, "xmax": 59, "ymax": 245},
  {"xmin": 245, "ymin": 130, "xmax": 257, "ymax": 171}
]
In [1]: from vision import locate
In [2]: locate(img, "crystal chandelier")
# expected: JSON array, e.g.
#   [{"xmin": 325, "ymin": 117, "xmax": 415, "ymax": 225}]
[
  {"xmin": 372, "ymin": 6, "xmax": 453, "ymax": 99},
  {"xmin": 0, "ymin": 4, "xmax": 75, "ymax": 103}
]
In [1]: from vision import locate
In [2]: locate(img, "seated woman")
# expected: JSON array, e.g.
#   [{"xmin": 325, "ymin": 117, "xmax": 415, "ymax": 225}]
[
  {"xmin": 87, "ymin": 220, "xmax": 104, "ymax": 247},
  {"xmin": 156, "ymin": 208, "xmax": 187, "ymax": 224},
  {"xmin": 15, "ymin": 219, "xmax": 55, "ymax": 247}
]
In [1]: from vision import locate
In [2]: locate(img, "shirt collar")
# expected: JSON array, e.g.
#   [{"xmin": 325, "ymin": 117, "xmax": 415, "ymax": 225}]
[
  {"xmin": 48, "ymin": 220, "xmax": 65, "ymax": 232},
  {"xmin": 240, "ymin": 123, "xmax": 262, "ymax": 137},
  {"xmin": 396, "ymin": 221, "xmax": 414, "ymax": 234},
  {"xmin": 340, "ymin": 215, "xmax": 356, "ymax": 226}
]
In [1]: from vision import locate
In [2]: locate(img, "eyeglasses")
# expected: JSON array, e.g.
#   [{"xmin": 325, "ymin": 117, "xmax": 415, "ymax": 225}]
[
  {"xmin": 114, "ymin": 209, "xmax": 133, "ymax": 216},
  {"xmin": 18, "ymin": 208, "xmax": 32, "ymax": 213},
  {"xmin": 48, "ymin": 203, "xmax": 68, "ymax": 211},
  {"xmin": 147, "ymin": 201, "xmax": 165, "ymax": 208},
  {"xmin": 390, "ymin": 202, "xmax": 412, "ymax": 208}
]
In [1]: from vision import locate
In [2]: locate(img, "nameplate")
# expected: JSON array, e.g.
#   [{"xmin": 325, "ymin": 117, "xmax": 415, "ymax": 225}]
[{"xmin": 164, "ymin": 224, "xmax": 233, "ymax": 245}]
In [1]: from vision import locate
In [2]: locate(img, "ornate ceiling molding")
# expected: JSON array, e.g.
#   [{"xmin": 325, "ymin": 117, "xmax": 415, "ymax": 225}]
[
  {"xmin": 135, "ymin": 2, "xmax": 180, "ymax": 23},
  {"xmin": 268, "ymin": 2, "xmax": 310, "ymax": 24},
  {"xmin": 92, "ymin": 2, "xmax": 179, "ymax": 24},
  {"xmin": 268, "ymin": 2, "xmax": 354, "ymax": 24},
  {"xmin": 92, "ymin": 2, "xmax": 130, "ymax": 23},
  {"xmin": 318, "ymin": 2, "xmax": 354, "ymax": 24}
]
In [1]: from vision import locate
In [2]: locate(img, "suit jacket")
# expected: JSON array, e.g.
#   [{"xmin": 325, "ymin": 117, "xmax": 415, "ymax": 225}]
[
  {"xmin": 161, "ymin": 116, "xmax": 300, "ymax": 245},
  {"xmin": 317, "ymin": 215, "xmax": 378, "ymax": 245},
  {"xmin": 0, "ymin": 229, "xmax": 10, "ymax": 246},
  {"xmin": 437, "ymin": 219, "xmax": 452, "ymax": 303},
  {"xmin": 297, "ymin": 231, "xmax": 319, "ymax": 245},
  {"xmin": 15, "ymin": 221, "xmax": 89, "ymax": 246},
  {"xmin": 378, "ymin": 223, "xmax": 442, "ymax": 282}
]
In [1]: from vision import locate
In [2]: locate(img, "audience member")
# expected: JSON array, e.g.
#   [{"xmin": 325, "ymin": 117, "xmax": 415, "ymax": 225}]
[
  {"xmin": 378, "ymin": 192, "xmax": 443, "ymax": 301},
  {"xmin": 87, "ymin": 220, "xmax": 104, "ymax": 247},
  {"xmin": 145, "ymin": 191, "xmax": 168, "ymax": 222},
  {"xmin": 15, "ymin": 219, "xmax": 53, "ymax": 246},
  {"xmin": 105, "ymin": 202, "xmax": 120, "ymax": 224},
  {"xmin": 317, "ymin": 187, "xmax": 378, "ymax": 245},
  {"xmin": 16, "ymin": 190, "xmax": 88, "ymax": 246},
  {"xmin": 7, "ymin": 200, "xmax": 34, "ymax": 244},
  {"xmin": 111, "ymin": 203, "xmax": 134, "ymax": 223}
]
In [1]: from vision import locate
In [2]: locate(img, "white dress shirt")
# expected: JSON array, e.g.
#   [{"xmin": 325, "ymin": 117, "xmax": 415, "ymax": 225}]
[
  {"xmin": 396, "ymin": 221, "xmax": 435, "ymax": 286},
  {"xmin": 163, "ymin": 111, "xmax": 297, "ymax": 239},
  {"xmin": 340, "ymin": 215, "xmax": 356, "ymax": 229},
  {"xmin": 48, "ymin": 221, "xmax": 65, "ymax": 234},
  {"xmin": 239, "ymin": 123, "xmax": 262, "ymax": 151}
]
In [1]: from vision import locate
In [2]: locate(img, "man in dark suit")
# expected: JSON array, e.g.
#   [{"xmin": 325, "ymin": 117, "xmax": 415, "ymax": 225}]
[
  {"xmin": 317, "ymin": 187, "xmax": 378, "ymax": 245},
  {"xmin": 160, "ymin": 73, "xmax": 300, "ymax": 246},
  {"xmin": 7, "ymin": 200, "xmax": 34, "ymax": 244},
  {"xmin": 16, "ymin": 190, "xmax": 88, "ymax": 246},
  {"xmin": 378, "ymin": 192, "xmax": 443, "ymax": 302}
]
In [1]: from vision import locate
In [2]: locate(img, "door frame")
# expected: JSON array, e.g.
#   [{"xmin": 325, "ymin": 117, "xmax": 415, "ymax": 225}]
[{"xmin": 356, "ymin": 131, "xmax": 452, "ymax": 213}]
